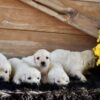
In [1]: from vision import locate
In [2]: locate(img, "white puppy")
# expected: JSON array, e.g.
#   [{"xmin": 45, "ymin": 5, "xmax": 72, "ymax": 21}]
[
  {"xmin": 9, "ymin": 58, "xmax": 41, "ymax": 85},
  {"xmin": 22, "ymin": 49, "xmax": 51, "ymax": 83},
  {"xmin": 51, "ymin": 49, "xmax": 96, "ymax": 82},
  {"xmin": 48, "ymin": 63, "xmax": 70, "ymax": 85},
  {"xmin": 0, "ymin": 53, "xmax": 11, "ymax": 81}
]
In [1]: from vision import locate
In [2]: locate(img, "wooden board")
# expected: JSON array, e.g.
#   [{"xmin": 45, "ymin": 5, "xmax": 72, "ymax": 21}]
[
  {"xmin": 61, "ymin": 0, "xmax": 100, "ymax": 20},
  {"xmin": 0, "ymin": 29, "xmax": 96, "ymax": 57},
  {"xmin": 19, "ymin": 0, "xmax": 98, "ymax": 37},
  {"xmin": 0, "ymin": 0, "xmax": 97, "ymax": 57}
]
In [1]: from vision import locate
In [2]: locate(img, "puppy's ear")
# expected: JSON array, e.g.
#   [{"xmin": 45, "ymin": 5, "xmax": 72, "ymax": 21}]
[{"xmin": 22, "ymin": 56, "xmax": 36, "ymax": 66}]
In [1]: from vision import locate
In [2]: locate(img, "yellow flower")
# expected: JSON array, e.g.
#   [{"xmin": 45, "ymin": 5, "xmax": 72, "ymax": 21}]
[
  {"xmin": 97, "ymin": 30, "xmax": 100, "ymax": 43},
  {"xmin": 97, "ymin": 58, "xmax": 100, "ymax": 66},
  {"xmin": 93, "ymin": 44, "xmax": 100, "ymax": 57}
]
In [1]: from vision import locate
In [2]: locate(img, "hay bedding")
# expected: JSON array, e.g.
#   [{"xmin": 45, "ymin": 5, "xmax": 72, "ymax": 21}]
[{"xmin": 0, "ymin": 66, "xmax": 100, "ymax": 100}]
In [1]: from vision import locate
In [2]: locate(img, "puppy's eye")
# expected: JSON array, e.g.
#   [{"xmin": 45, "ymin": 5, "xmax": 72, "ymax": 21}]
[
  {"xmin": 57, "ymin": 80, "xmax": 60, "ymax": 83},
  {"xmin": 46, "ymin": 56, "xmax": 49, "ymax": 59},
  {"xmin": 5, "ymin": 71, "xmax": 8, "ymax": 73},
  {"xmin": 37, "ymin": 57, "xmax": 40, "ymax": 60},
  {"xmin": 28, "ymin": 77, "xmax": 31, "ymax": 80},
  {"xmin": 37, "ymin": 77, "xmax": 40, "ymax": 80}
]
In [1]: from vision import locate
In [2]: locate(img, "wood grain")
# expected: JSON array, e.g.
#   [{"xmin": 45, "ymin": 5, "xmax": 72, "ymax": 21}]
[
  {"xmin": 61, "ymin": 0, "xmax": 100, "ymax": 20},
  {"xmin": 19, "ymin": 0, "xmax": 98, "ymax": 37},
  {"xmin": 0, "ymin": 0, "xmax": 99, "ymax": 20},
  {"xmin": 0, "ymin": 6, "xmax": 84, "ymax": 34},
  {"xmin": 75, "ymin": 0, "xmax": 100, "ymax": 3},
  {"xmin": 0, "ymin": 0, "xmax": 97, "ymax": 57},
  {"xmin": 0, "ymin": 29, "xmax": 96, "ymax": 57}
]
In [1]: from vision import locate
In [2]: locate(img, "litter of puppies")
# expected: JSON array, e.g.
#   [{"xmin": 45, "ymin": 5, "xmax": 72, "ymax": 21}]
[{"xmin": 0, "ymin": 49, "xmax": 96, "ymax": 86}]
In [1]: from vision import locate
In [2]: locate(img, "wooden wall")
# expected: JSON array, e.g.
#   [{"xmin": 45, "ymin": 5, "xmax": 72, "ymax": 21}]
[{"xmin": 0, "ymin": 0, "xmax": 98, "ymax": 57}]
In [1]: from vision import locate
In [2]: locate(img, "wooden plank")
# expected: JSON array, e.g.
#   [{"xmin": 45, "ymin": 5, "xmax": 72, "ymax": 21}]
[
  {"xmin": 19, "ymin": 0, "xmax": 98, "ymax": 37},
  {"xmin": 0, "ymin": 6, "xmax": 86, "ymax": 34},
  {"xmin": 75, "ymin": 0, "xmax": 100, "ymax": 2},
  {"xmin": 0, "ymin": 29, "xmax": 96, "ymax": 57},
  {"xmin": 61, "ymin": 0, "xmax": 100, "ymax": 20},
  {"xmin": 0, "ymin": 0, "xmax": 99, "ymax": 20},
  {"xmin": 0, "ymin": 39, "xmax": 96, "ymax": 57},
  {"xmin": 0, "ymin": 0, "xmax": 99, "ymax": 37}
]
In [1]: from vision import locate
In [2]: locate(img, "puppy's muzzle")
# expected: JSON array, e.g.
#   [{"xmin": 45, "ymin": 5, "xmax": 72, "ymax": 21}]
[
  {"xmin": 0, "ymin": 77, "xmax": 4, "ymax": 81},
  {"xmin": 41, "ymin": 61, "xmax": 46, "ymax": 67}
]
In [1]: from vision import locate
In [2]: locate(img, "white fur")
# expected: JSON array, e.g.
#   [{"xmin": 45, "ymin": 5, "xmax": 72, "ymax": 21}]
[
  {"xmin": 51, "ymin": 49, "xmax": 95, "ymax": 82},
  {"xmin": 48, "ymin": 63, "xmax": 70, "ymax": 85},
  {"xmin": 0, "ymin": 53, "xmax": 11, "ymax": 81},
  {"xmin": 22, "ymin": 49, "xmax": 51, "ymax": 75},
  {"xmin": 9, "ymin": 58, "xmax": 41, "ymax": 85}
]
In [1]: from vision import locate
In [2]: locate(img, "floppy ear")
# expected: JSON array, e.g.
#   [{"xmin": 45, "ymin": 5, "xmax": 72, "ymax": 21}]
[{"xmin": 22, "ymin": 55, "xmax": 36, "ymax": 66}]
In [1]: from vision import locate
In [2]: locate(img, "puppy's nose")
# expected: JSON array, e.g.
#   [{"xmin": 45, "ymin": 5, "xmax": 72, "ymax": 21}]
[
  {"xmin": 0, "ymin": 77, "xmax": 4, "ymax": 81},
  {"xmin": 41, "ymin": 61, "xmax": 46, "ymax": 67}
]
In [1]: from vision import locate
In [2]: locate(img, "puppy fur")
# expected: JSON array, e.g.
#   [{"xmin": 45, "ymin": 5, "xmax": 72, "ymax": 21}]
[
  {"xmin": 22, "ymin": 49, "xmax": 51, "ymax": 74},
  {"xmin": 48, "ymin": 63, "xmax": 70, "ymax": 85},
  {"xmin": 22, "ymin": 49, "xmax": 51, "ymax": 83},
  {"xmin": 9, "ymin": 58, "xmax": 41, "ymax": 85},
  {"xmin": 0, "ymin": 53, "xmax": 11, "ymax": 81},
  {"xmin": 51, "ymin": 49, "xmax": 96, "ymax": 82}
]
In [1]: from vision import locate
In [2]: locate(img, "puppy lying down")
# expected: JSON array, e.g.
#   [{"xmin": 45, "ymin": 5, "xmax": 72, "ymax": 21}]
[
  {"xmin": 48, "ymin": 63, "xmax": 70, "ymax": 85},
  {"xmin": 51, "ymin": 49, "xmax": 96, "ymax": 82},
  {"xmin": 0, "ymin": 53, "xmax": 11, "ymax": 81},
  {"xmin": 9, "ymin": 58, "xmax": 41, "ymax": 85}
]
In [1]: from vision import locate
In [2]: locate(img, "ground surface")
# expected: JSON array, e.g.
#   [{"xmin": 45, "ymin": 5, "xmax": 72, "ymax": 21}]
[{"xmin": 0, "ymin": 66, "xmax": 100, "ymax": 100}]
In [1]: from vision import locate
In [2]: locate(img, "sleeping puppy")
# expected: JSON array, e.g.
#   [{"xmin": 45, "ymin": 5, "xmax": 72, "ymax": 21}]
[
  {"xmin": 48, "ymin": 63, "xmax": 70, "ymax": 85},
  {"xmin": 0, "ymin": 53, "xmax": 11, "ymax": 82},
  {"xmin": 22, "ymin": 49, "xmax": 51, "ymax": 83},
  {"xmin": 9, "ymin": 58, "xmax": 41, "ymax": 85},
  {"xmin": 51, "ymin": 49, "xmax": 96, "ymax": 82}
]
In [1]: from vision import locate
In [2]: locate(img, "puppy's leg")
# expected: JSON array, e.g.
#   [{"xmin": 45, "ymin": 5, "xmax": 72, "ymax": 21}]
[
  {"xmin": 72, "ymin": 71, "xmax": 87, "ymax": 82},
  {"xmin": 13, "ymin": 75, "xmax": 21, "ymax": 85}
]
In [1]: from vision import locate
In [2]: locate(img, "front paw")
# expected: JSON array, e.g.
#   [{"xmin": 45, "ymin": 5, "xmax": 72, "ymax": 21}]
[
  {"xmin": 80, "ymin": 77, "xmax": 87, "ymax": 83},
  {"xmin": 13, "ymin": 79, "xmax": 21, "ymax": 85}
]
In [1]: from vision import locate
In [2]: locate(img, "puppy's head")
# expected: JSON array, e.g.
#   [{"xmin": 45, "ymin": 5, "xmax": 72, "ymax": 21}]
[
  {"xmin": 34, "ymin": 49, "xmax": 51, "ymax": 73},
  {"xmin": 20, "ymin": 68, "xmax": 41, "ymax": 85},
  {"xmin": 0, "ymin": 63, "xmax": 11, "ymax": 82},
  {"xmin": 48, "ymin": 70, "xmax": 70, "ymax": 86},
  {"xmin": 82, "ymin": 50, "xmax": 96, "ymax": 68},
  {"xmin": 49, "ymin": 74, "xmax": 70, "ymax": 86}
]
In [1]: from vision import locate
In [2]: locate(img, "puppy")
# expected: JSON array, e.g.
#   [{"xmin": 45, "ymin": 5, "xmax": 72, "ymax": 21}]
[
  {"xmin": 51, "ymin": 49, "xmax": 96, "ymax": 82},
  {"xmin": 48, "ymin": 63, "xmax": 70, "ymax": 85},
  {"xmin": 9, "ymin": 58, "xmax": 41, "ymax": 85},
  {"xmin": 0, "ymin": 53, "xmax": 11, "ymax": 81},
  {"xmin": 22, "ymin": 49, "xmax": 51, "ymax": 83}
]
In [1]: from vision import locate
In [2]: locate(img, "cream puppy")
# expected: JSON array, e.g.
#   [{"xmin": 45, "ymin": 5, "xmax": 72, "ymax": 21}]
[
  {"xmin": 51, "ymin": 49, "xmax": 95, "ymax": 82},
  {"xmin": 0, "ymin": 53, "xmax": 11, "ymax": 81},
  {"xmin": 9, "ymin": 58, "xmax": 41, "ymax": 85},
  {"xmin": 48, "ymin": 63, "xmax": 70, "ymax": 85},
  {"xmin": 22, "ymin": 49, "xmax": 51, "ymax": 83}
]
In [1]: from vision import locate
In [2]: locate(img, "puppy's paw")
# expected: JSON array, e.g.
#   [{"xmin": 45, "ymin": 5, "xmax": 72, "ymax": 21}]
[
  {"xmin": 13, "ymin": 79, "xmax": 21, "ymax": 85},
  {"xmin": 80, "ymin": 77, "xmax": 87, "ymax": 83}
]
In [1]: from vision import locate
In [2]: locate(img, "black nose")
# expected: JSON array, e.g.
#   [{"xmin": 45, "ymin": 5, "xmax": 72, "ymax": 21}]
[
  {"xmin": 41, "ymin": 61, "xmax": 46, "ymax": 66},
  {"xmin": 0, "ymin": 77, "xmax": 4, "ymax": 81}
]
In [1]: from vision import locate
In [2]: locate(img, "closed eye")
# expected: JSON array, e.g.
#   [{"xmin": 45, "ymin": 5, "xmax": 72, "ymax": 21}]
[
  {"xmin": 46, "ymin": 56, "xmax": 49, "ymax": 59},
  {"xmin": 37, "ymin": 57, "xmax": 40, "ymax": 60},
  {"xmin": 57, "ymin": 80, "xmax": 60, "ymax": 83},
  {"xmin": 37, "ymin": 77, "xmax": 40, "ymax": 80},
  {"xmin": 5, "ymin": 70, "xmax": 8, "ymax": 73},
  {"xmin": 28, "ymin": 77, "xmax": 32, "ymax": 80}
]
